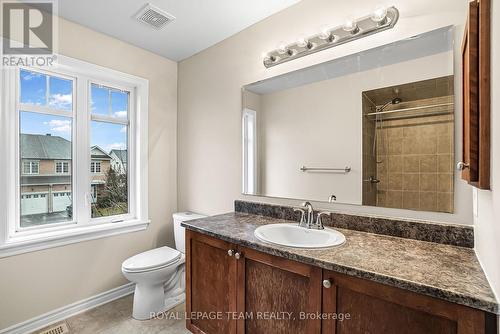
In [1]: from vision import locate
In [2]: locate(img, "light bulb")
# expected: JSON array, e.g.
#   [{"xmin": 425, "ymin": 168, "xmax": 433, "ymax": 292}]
[
  {"xmin": 261, "ymin": 51, "xmax": 277, "ymax": 63},
  {"xmin": 342, "ymin": 18, "xmax": 359, "ymax": 34},
  {"xmin": 371, "ymin": 5, "xmax": 388, "ymax": 24},
  {"xmin": 297, "ymin": 36, "xmax": 308, "ymax": 48},
  {"xmin": 277, "ymin": 41, "xmax": 288, "ymax": 55},
  {"xmin": 319, "ymin": 25, "xmax": 331, "ymax": 40}
]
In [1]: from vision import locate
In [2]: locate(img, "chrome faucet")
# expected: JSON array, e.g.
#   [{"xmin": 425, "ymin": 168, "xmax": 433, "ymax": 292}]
[
  {"xmin": 293, "ymin": 202, "xmax": 330, "ymax": 230},
  {"xmin": 302, "ymin": 201, "xmax": 314, "ymax": 228}
]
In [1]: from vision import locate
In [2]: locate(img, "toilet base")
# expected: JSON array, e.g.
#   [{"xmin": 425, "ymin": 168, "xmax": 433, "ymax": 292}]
[
  {"xmin": 131, "ymin": 264, "xmax": 186, "ymax": 320},
  {"xmin": 132, "ymin": 288, "xmax": 186, "ymax": 320},
  {"xmin": 132, "ymin": 282, "xmax": 166, "ymax": 320}
]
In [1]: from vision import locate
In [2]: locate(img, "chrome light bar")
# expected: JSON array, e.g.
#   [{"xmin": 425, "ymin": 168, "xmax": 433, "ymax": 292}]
[{"xmin": 263, "ymin": 6, "xmax": 399, "ymax": 68}]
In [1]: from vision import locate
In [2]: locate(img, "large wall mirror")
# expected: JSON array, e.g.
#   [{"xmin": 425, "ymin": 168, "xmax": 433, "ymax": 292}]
[{"xmin": 242, "ymin": 26, "xmax": 456, "ymax": 213}]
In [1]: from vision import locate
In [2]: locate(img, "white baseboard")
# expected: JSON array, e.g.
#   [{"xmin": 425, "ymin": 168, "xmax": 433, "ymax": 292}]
[{"xmin": 0, "ymin": 283, "xmax": 135, "ymax": 334}]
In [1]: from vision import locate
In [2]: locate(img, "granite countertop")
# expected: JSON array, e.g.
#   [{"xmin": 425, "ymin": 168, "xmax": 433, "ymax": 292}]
[{"xmin": 182, "ymin": 212, "xmax": 499, "ymax": 315}]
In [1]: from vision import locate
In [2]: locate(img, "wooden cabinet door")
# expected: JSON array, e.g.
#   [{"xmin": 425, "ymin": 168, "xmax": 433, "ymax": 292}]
[
  {"xmin": 236, "ymin": 247, "xmax": 322, "ymax": 334},
  {"xmin": 186, "ymin": 230, "xmax": 237, "ymax": 334},
  {"xmin": 461, "ymin": 0, "xmax": 479, "ymax": 184},
  {"xmin": 461, "ymin": 0, "xmax": 490, "ymax": 189},
  {"xmin": 322, "ymin": 270, "xmax": 488, "ymax": 334}
]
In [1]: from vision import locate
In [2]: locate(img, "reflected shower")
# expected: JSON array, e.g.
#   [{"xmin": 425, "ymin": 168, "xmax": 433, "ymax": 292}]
[
  {"xmin": 377, "ymin": 97, "xmax": 402, "ymax": 113},
  {"xmin": 372, "ymin": 96, "xmax": 403, "ymax": 162}
]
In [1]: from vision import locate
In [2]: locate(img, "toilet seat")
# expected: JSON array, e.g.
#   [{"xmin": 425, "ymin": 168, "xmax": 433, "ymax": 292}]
[{"xmin": 122, "ymin": 246, "xmax": 181, "ymax": 273}]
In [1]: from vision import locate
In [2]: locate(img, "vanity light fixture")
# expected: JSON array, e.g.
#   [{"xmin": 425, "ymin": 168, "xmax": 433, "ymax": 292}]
[
  {"xmin": 297, "ymin": 37, "xmax": 307, "ymax": 47},
  {"xmin": 263, "ymin": 5, "xmax": 399, "ymax": 68},
  {"xmin": 342, "ymin": 18, "xmax": 360, "ymax": 34},
  {"xmin": 371, "ymin": 5, "xmax": 389, "ymax": 25},
  {"xmin": 318, "ymin": 25, "xmax": 332, "ymax": 40}
]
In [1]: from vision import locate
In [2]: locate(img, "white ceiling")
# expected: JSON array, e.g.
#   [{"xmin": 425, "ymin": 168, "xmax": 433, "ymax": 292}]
[{"xmin": 58, "ymin": 0, "xmax": 301, "ymax": 62}]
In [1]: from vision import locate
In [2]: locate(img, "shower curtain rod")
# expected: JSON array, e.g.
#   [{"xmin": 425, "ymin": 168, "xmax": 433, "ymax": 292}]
[{"xmin": 365, "ymin": 102, "xmax": 454, "ymax": 117}]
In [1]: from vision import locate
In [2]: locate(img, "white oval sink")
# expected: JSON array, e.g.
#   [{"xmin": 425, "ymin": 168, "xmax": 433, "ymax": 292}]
[{"xmin": 254, "ymin": 223, "xmax": 346, "ymax": 249}]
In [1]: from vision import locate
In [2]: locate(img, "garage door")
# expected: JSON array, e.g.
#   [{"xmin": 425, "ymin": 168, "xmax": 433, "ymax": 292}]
[
  {"xmin": 53, "ymin": 192, "xmax": 72, "ymax": 212},
  {"xmin": 21, "ymin": 193, "xmax": 48, "ymax": 215}
]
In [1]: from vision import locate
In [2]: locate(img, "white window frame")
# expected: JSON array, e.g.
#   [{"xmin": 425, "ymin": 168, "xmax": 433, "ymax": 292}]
[
  {"xmin": 22, "ymin": 160, "xmax": 40, "ymax": 175},
  {"xmin": 242, "ymin": 108, "xmax": 258, "ymax": 195},
  {"xmin": 0, "ymin": 54, "xmax": 150, "ymax": 258},
  {"xmin": 90, "ymin": 160, "xmax": 102, "ymax": 174},
  {"xmin": 55, "ymin": 161, "xmax": 69, "ymax": 174}
]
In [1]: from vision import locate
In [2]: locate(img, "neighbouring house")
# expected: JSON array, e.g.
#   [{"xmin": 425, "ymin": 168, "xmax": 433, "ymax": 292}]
[
  {"xmin": 20, "ymin": 134, "xmax": 72, "ymax": 216},
  {"xmin": 20, "ymin": 133, "xmax": 112, "ymax": 216},
  {"xmin": 90, "ymin": 146, "xmax": 113, "ymax": 203},
  {"xmin": 110, "ymin": 149, "xmax": 127, "ymax": 174}
]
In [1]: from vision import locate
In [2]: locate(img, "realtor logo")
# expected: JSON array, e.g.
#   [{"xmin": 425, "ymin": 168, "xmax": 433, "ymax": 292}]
[
  {"xmin": 2, "ymin": 0, "xmax": 56, "ymax": 66},
  {"xmin": 3, "ymin": 1, "xmax": 53, "ymax": 54}
]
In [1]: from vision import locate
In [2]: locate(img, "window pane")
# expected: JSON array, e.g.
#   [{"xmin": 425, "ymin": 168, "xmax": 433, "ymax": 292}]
[
  {"xmin": 31, "ymin": 161, "xmax": 39, "ymax": 174},
  {"xmin": 20, "ymin": 69, "xmax": 47, "ymax": 105},
  {"xmin": 90, "ymin": 121, "xmax": 128, "ymax": 218},
  {"xmin": 23, "ymin": 162, "xmax": 29, "ymax": 174},
  {"xmin": 20, "ymin": 112, "xmax": 72, "ymax": 227},
  {"xmin": 49, "ymin": 76, "xmax": 73, "ymax": 111},
  {"xmin": 91, "ymin": 84, "xmax": 109, "ymax": 116},
  {"xmin": 111, "ymin": 90, "xmax": 129, "ymax": 119}
]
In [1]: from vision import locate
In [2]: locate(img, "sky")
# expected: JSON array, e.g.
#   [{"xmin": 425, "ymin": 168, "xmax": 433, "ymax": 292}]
[{"xmin": 19, "ymin": 70, "xmax": 129, "ymax": 153}]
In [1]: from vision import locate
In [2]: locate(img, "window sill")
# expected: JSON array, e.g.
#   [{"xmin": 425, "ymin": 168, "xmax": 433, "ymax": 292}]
[{"xmin": 0, "ymin": 219, "xmax": 150, "ymax": 258}]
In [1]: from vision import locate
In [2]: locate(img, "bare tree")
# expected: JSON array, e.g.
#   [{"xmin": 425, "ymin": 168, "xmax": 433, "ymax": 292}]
[{"xmin": 93, "ymin": 166, "xmax": 128, "ymax": 216}]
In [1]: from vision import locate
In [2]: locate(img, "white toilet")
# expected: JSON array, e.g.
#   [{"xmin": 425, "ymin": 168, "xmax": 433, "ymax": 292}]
[{"xmin": 122, "ymin": 212, "xmax": 206, "ymax": 320}]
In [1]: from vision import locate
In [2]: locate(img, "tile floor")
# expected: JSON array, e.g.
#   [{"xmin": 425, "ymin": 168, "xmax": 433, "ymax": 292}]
[{"xmin": 33, "ymin": 295, "xmax": 190, "ymax": 334}]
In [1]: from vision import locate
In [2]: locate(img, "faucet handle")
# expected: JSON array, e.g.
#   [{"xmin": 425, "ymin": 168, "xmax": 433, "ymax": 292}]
[
  {"xmin": 316, "ymin": 211, "xmax": 331, "ymax": 229},
  {"xmin": 293, "ymin": 208, "xmax": 306, "ymax": 225},
  {"xmin": 301, "ymin": 201, "xmax": 312, "ymax": 208}
]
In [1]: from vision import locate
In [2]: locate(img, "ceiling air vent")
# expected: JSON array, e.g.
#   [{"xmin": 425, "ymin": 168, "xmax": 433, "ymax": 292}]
[{"xmin": 135, "ymin": 3, "xmax": 175, "ymax": 30}]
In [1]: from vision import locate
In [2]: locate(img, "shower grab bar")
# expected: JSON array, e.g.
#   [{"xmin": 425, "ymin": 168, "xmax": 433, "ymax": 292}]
[
  {"xmin": 365, "ymin": 102, "xmax": 453, "ymax": 117},
  {"xmin": 300, "ymin": 166, "xmax": 351, "ymax": 173}
]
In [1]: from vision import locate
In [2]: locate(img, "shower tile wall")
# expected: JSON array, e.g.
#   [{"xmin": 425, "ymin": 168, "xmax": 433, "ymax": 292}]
[
  {"xmin": 376, "ymin": 95, "xmax": 454, "ymax": 213},
  {"xmin": 362, "ymin": 94, "xmax": 377, "ymax": 206}
]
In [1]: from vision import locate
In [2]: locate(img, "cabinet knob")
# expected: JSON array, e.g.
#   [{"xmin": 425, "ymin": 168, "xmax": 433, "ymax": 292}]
[
  {"xmin": 323, "ymin": 279, "xmax": 332, "ymax": 289},
  {"xmin": 228, "ymin": 249, "xmax": 235, "ymax": 257},
  {"xmin": 234, "ymin": 252, "xmax": 242, "ymax": 260},
  {"xmin": 456, "ymin": 162, "xmax": 470, "ymax": 171}
]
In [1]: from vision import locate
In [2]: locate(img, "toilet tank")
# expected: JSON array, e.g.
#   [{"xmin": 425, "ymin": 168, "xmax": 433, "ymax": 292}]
[{"xmin": 173, "ymin": 212, "xmax": 207, "ymax": 253}]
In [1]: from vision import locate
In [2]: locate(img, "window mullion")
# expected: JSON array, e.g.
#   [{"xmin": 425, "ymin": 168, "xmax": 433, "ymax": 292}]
[{"xmin": 74, "ymin": 77, "xmax": 91, "ymax": 225}]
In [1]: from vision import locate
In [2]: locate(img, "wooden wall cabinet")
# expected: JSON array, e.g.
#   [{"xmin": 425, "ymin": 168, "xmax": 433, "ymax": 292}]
[
  {"xmin": 461, "ymin": 0, "xmax": 490, "ymax": 189},
  {"xmin": 186, "ymin": 231, "xmax": 494, "ymax": 334}
]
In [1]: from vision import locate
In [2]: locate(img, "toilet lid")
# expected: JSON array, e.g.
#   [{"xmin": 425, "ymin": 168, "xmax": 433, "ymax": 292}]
[{"xmin": 122, "ymin": 247, "xmax": 181, "ymax": 272}]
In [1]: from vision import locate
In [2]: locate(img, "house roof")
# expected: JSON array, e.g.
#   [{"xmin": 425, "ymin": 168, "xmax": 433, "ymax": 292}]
[
  {"xmin": 110, "ymin": 149, "xmax": 127, "ymax": 163},
  {"xmin": 20, "ymin": 134, "xmax": 71, "ymax": 160},
  {"xmin": 91, "ymin": 146, "xmax": 112, "ymax": 160},
  {"xmin": 21, "ymin": 134, "xmax": 112, "ymax": 160}
]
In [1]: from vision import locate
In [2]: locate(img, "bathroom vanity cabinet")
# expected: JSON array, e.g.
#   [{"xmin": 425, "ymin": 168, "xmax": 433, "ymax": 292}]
[{"xmin": 186, "ymin": 230, "xmax": 494, "ymax": 334}]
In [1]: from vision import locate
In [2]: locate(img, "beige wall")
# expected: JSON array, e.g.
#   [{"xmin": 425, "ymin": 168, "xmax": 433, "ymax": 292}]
[
  {"xmin": 0, "ymin": 17, "xmax": 177, "ymax": 329},
  {"xmin": 178, "ymin": 0, "xmax": 473, "ymax": 225},
  {"xmin": 474, "ymin": 1, "xmax": 500, "ymax": 301}
]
